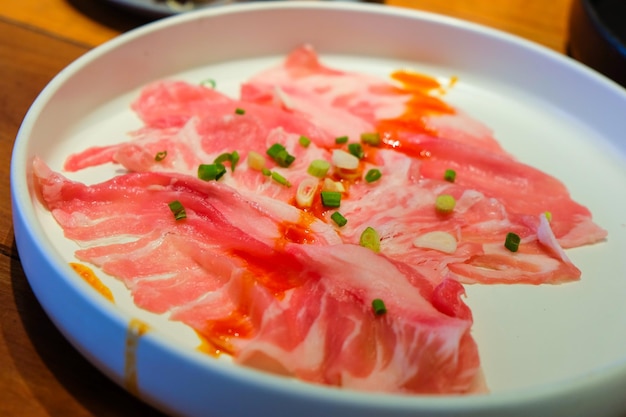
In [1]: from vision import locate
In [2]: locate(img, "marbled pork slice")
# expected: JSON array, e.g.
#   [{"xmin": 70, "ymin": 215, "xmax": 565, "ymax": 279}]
[
  {"xmin": 33, "ymin": 157, "xmax": 482, "ymax": 394},
  {"xmin": 241, "ymin": 44, "xmax": 507, "ymax": 154},
  {"xmin": 64, "ymin": 80, "xmax": 334, "ymax": 172}
]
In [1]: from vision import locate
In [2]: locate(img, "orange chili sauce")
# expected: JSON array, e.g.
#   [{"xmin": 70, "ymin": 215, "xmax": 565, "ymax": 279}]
[
  {"xmin": 69, "ymin": 262, "xmax": 114, "ymax": 302},
  {"xmin": 377, "ymin": 70, "xmax": 456, "ymax": 152},
  {"xmin": 124, "ymin": 318, "xmax": 150, "ymax": 396},
  {"xmin": 194, "ymin": 70, "xmax": 458, "ymax": 358},
  {"xmin": 196, "ymin": 308, "xmax": 255, "ymax": 357}
]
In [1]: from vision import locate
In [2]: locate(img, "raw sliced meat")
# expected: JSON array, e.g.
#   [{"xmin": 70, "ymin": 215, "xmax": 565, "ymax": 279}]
[
  {"xmin": 241, "ymin": 44, "xmax": 508, "ymax": 154},
  {"xmin": 241, "ymin": 45, "xmax": 606, "ymax": 251},
  {"xmin": 60, "ymin": 46, "xmax": 605, "ymax": 287},
  {"xmin": 63, "ymin": 80, "xmax": 334, "ymax": 173},
  {"xmin": 33, "ymin": 157, "xmax": 482, "ymax": 394},
  {"xmin": 38, "ymin": 46, "xmax": 610, "ymax": 396},
  {"xmin": 333, "ymin": 149, "xmax": 583, "ymax": 285}
]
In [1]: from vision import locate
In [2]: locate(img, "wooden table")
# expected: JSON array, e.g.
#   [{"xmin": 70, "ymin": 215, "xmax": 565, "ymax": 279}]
[{"xmin": 0, "ymin": 0, "xmax": 574, "ymax": 415}]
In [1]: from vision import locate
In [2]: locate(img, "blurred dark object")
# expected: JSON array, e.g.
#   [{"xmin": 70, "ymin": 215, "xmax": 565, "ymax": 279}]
[
  {"xmin": 104, "ymin": 0, "xmax": 384, "ymax": 20},
  {"xmin": 569, "ymin": 0, "xmax": 626, "ymax": 88}
]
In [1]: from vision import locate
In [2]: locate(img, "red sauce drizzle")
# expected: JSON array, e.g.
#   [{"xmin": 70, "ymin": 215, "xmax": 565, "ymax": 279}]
[
  {"xmin": 69, "ymin": 262, "xmax": 114, "ymax": 302},
  {"xmin": 377, "ymin": 70, "xmax": 456, "ymax": 154},
  {"xmin": 200, "ymin": 308, "xmax": 255, "ymax": 356},
  {"xmin": 198, "ymin": 70, "xmax": 459, "ymax": 358},
  {"xmin": 278, "ymin": 211, "xmax": 317, "ymax": 246}
]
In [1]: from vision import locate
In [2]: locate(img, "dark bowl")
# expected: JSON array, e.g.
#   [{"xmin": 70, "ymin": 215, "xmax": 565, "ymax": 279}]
[{"xmin": 568, "ymin": 0, "xmax": 626, "ymax": 87}]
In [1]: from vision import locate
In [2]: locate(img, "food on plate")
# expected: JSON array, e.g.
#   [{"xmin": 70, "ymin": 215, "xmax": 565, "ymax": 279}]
[
  {"xmin": 35, "ymin": 45, "xmax": 606, "ymax": 394},
  {"xmin": 34, "ymin": 158, "xmax": 482, "ymax": 393}
]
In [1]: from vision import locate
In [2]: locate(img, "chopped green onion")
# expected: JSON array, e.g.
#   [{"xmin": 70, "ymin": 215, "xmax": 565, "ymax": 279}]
[
  {"xmin": 214, "ymin": 151, "xmax": 240, "ymax": 172},
  {"xmin": 348, "ymin": 143, "xmax": 364, "ymax": 159},
  {"xmin": 266, "ymin": 143, "xmax": 285, "ymax": 158},
  {"xmin": 168, "ymin": 200, "xmax": 187, "ymax": 221},
  {"xmin": 230, "ymin": 151, "xmax": 240, "ymax": 172},
  {"xmin": 307, "ymin": 159, "xmax": 330, "ymax": 178},
  {"xmin": 330, "ymin": 212, "xmax": 348, "ymax": 227},
  {"xmin": 247, "ymin": 151, "xmax": 266, "ymax": 171},
  {"xmin": 320, "ymin": 191, "xmax": 341, "ymax": 208},
  {"xmin": 331, "ymin": 149, "xmax": 360, "ymax": 170},
  {"xmin": 154, "ymin": 151, "xmax": 167, "ymax": 162},
  {"xmin": 200, "ymin": 78, "xmax": 216, "ymax": 88},
  {"xmin": 296, "ymin": 177, "xmax": 318, "ymax": 207},
  {"xmin": 266, "ymin": 143, "xmax": 295, "ymax": 167},
  {"xmin": 335, "ymin": 136, "xmax": 349, "ymax": 144},
  {"xmin": 198, "ymin": 163, "xmax": 227, "ymax": 181},
  {"xmin": 235, "ymin": 107, "xmax": 245, "ymax": 115},
  {"xmin": 275, "ymin": 151, "xmax": 295, "ymax": 168},
  {"xmin": 435, "ymin": 194, "xmax": 456, "ymax": 213},
  {"xmin": 545, "ymin": 211, "xmax": 552, "ymax": 222},
  {"xmin": 262, "ymin": 168, "xmax": 272, "ymax": 176},
  {"xmin": 365, "ymin": 168, "xmax": 382, "ymax": 183},
  {"xmin": 271, "ymin": 171, "xmax": 291, "ymax": 187},
  {"xmin": 361, "ymin": 132, "xmax": 381, "ymax": 146},
  {"xmin": 359, "ymin": 226, "xmax": 380, "ymax": 252},
  {"xmin": 444, "ymin": 169, "xmax": 456, "ymax": 182},
  {"xmin": 504, "ymin": 232, "xmax": 521, "ymax": 252},
  {"xmin": 322, "ymin": 178, "xmax": 345, "ymax": 193},
  {"xmin": 299, "ymin": 135, "xmax": 311, "ymax": 147},
  {"xmin": 214, "ymin": 153, "xmax": 230, "ymax": 164},
  {"xmin": 372, "ymin": 298, "xmax": 387, "ymax": 316}
]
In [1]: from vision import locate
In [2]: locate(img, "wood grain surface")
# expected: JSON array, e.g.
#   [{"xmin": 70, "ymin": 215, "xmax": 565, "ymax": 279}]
[{"xmin": 0, "ymin": 0, "xmax": 576, "ymax": 415}]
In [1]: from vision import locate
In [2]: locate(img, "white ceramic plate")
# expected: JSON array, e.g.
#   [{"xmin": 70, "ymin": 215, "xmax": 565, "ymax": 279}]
[{"xmin": 11, "ymin": 2, "xmax": 626, "ymax": 416}]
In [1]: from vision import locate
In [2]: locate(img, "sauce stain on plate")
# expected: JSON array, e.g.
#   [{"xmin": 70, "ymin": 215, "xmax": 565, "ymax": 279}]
[
  {"xmin": 70, "ymin": 262, "xmax": 115, "ymax": 302},
  {"xmin": 125, "ymin": 318, "xmax": 151, "ymax": 395}
]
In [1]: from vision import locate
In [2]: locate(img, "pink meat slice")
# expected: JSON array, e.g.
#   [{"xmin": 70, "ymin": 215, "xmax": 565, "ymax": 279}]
[
  {"xmin": 64, "ymin": 80, "xmax": 334, "ymax": 173},
  {"xmin": 60, "ymin": 45, "xmax": 605, "ymax": 288},
  {"xmin": 387, "ymin": 134, "xmax": 607, "ymax": 248},
  {"xmin": 33, "ymin": 157, "xmax": 482, "ymax": 394},
  {"xmin": 241, "ymin": 44, "xmax": 507, "ymax": 154},
  {"xmin": 334, "ymin": 149, "xmax": 583, "ymax": 285},
  {"xmin": 242, "ymin": 45, "xmax": 606, "ymax": 251}
]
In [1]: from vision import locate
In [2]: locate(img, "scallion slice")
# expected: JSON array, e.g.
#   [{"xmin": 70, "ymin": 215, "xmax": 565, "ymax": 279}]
[
  {"xmin": 154, "ymin": 151, "xmax": 167, "ymax": 162},
  {"xmin": 200, "ymin": 78, "xmax": 216, "ymax": 88},
  {"xmin": 435, "ymin": 194, "xmax": 456, "ymax": 213},
  {"xmin": 214, "ymin": 151, "xmax": 240, "ymax": 172},
  {"xmin": 299, "ymin": 135, "xmax": 311, "ymax": 147},
  {"xmin": 335, "ymin": 136, "xmax": 349, "ymax": 144},
  {"xmin": 262, "ymin": 168, "xmax": 272, "ymax": 176},
  {"xmin": 247, "ymin": 151, "xmax": 266, "ymax": 171},
  {"xmin": 168, "ymin": 200, "xmax": 186, "ymax": 221},
  {"xmin": 198, "ymin": 163, "xmax": 226, "ymax": 181},
  {"xmin": 348, "ymin": 143, "xmax": 364, "ymax": 159},
  {"xmin": 214, "ymin": 153, "xmax": 230, "ymax": 164},
  {"xmin": 365, "ymin": 169, "xmax": 382, "ymax": 183},
  {"xmin": 359, "ymin": 226, "xmax": 380, "ymax": 252},
  {"xmin": 545, "ymin": 211, "xmax": 552, "ymax": 222},
  {"xmin": 444, "ymin": 169, "xmax": 456, "ymax": 182},
  {"xmin": 235, "ymin": 107, "xmax": 246, "ymax": 115},
  {"xmin": 266, "ymin": 143, "xmax": 295, "ymax": 167},
  {"xmin": 330, "ymin": 211, "xmax": 348, "ymax": 227},
  {"xmin": 296, "ymin": 177, "xmax": 318, "ymax": 208},
  {"xmin": 372, "ymin": 298, "xmax": 387, "ymax": 316},
  {"xmin": 271, "ymin": 171, "xmax": 291, "ymax": 187},
  {"xmin": 320, "ymin": 191, "xmax": 341, "ymax": 208},
  {"xmin": 307, "ymin": 159, "xmax": 330, "ymax": 178},
  {"xmin": 266, "ymin": 143, "xmax": 285, "ymax": 159},
  {"xmin": 276, "ymin": 151, "xmax": 295, "ymax": 167},
  {"xmin": 361, "ymin": 132, "xmax": 381, "ymax": 146},
  {"xmin": 230, "ymin": 151, "xmax": 240, "ymax": 172},
  {"xmin": 504, "ymin": 232, "xmax": 521, "ymax": 252}
]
